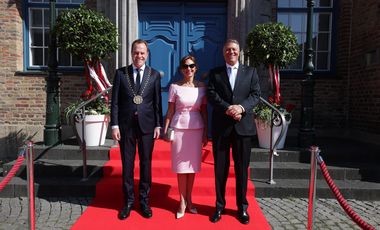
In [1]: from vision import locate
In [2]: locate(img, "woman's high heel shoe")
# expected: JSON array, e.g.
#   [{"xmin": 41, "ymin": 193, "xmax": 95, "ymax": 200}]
[
  {"xmin": 176, "ymin": 202, "xmax": 186, "ymax": 219},
  {"xmin": 176, "ymin": 210, "xmax": 185, "ymax": 219}
]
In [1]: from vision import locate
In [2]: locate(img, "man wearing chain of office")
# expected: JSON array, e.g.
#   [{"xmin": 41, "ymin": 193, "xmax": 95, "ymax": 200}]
[{"xmin": 111, "ymin": 39, "xmax": 163, "ymax": 220}]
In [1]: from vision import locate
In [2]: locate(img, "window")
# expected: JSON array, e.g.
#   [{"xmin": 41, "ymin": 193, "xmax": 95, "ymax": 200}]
[
  {"xmin": 25, "ymin": 0, "xmax": 84, "ymax": 70},
  {"xmin": 277, "ymin": 0, "xmax": 335, "ymax": 72}
]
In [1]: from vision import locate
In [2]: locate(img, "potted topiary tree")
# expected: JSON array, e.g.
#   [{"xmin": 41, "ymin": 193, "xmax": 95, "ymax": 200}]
[
  {"xmin": 55, "ymin": 4, "xmax": 118, "ymax": 146},
  {"xmin": 64, "ymin": 97, "xmax": 111, "ymax": 146},
  {"xmin": 246, "ymin": 22, "xmax": 299, "ymax": 149}
]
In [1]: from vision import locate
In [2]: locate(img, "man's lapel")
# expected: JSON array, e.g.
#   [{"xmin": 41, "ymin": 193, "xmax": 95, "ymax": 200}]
[
  {"xmin": 234, "ymin": 65, "xmax": 244, "ymax": 91},
  {"xmin": 126, "ymin": 65, "xmax": 135, "ymax": 90}
]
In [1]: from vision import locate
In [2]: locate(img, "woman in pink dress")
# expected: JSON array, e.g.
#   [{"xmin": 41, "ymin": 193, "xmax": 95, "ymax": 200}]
[{"xmin": 164, "ymin": 55, "xmax": 208, "ymax": 219}]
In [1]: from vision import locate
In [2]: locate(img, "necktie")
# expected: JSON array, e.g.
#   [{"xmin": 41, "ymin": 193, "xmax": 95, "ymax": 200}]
[
  {"xmin": 135, "ymin": 69, "xmax": 141, "ymax": 92},
  {"xmin": 228, "ymin": 67, "xmax": 236, "ymax": 90}
]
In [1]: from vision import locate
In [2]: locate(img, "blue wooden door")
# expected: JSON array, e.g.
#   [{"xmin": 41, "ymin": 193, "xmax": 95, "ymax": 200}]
[{"xmin": 139, "ymin": 1, "xmax": 227, "ymax": 114}]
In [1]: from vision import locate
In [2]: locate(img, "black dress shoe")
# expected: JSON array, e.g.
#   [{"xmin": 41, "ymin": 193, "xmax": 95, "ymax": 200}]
[
  {"xmin": 238, "ymin": 210, "xmax": 250, "ymax": 224},
  {"xmin": 118, "ymin": 205, "xmax": 133, "ymax": 220},
  {"xmin": 209, "ymin": 210, "xmax": 223, "ymax": 223},
  {"xmin": 141, "ymin": 206, "xmax": 153, "ymax": 218}
]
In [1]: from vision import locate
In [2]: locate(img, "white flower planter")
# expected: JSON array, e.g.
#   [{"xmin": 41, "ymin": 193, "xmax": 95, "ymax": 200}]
[
  {"xmin": 255, "ymin": 118, "xmax": 290, "ymax": 149},
  {"xmin": 75, "ymin": 114, "xmax": 109, "ymax": 146}
]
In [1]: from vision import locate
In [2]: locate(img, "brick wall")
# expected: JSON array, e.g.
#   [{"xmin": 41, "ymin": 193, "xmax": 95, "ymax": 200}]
[
  {"xmin": 274, "ymin": 1, "xmax": 380, "ymax": 136},
  {"xmin": 347, "ymin": 0, "xmax": 380, "ymax": 133},
  {"xmin": 0, "ymin": 1, "xmax": 90, "ymax": 159},
  {"xmin": 0, "ymin": 0, "xmax": 23, "ymax": 71},
  {"xmin": 279, "ymin": 78, "xmax": 346, "ymax": 131},
  {"xmin": 0, "ymin": 0, "xmax": 44, "ymax": 158}
]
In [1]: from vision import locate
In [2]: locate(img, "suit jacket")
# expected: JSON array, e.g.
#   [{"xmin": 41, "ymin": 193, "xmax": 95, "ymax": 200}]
[
  {"xmin": 110, "ymin": 65, "xmax": 163, "ymax": 134},
  {"xmin": 207, "ymin": 64, "xmax": 261, "ymax": 136}
]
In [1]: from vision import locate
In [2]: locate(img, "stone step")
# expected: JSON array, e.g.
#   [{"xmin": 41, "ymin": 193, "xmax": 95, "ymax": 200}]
[
  {"xmin": 0, "ymin": 176, "xmax": 101, "ymax": 198},
  {"xmin": 251, "ymin": 147, "xmax": 380, "ymax": 164},
  {"xmin": 4, "ymin": 157, "xmax": 377, "ymax": 181},
  {"xmin": 3, "ymin": 176, "xmax": 379, "ymax": 200},
  {"xmin": 1, "ymin": 137, "xmax": 379, "ymax": 201},
  {"xmin": 249, "ymin": 161, "xmax": 380, "ymax": 181},
  {"xmin": 252, "ymin": 179, "xmax": 380, "ymax": 200},
  {"xmin": 31, "ymin": 138, "xmax": 113, "ymax": 160},
  {"xmin": 2, "ymin": 159, "xmax": 106, "ymax": 178},
  {"xmin": 250, "ymin": 148, "xmax": 306, "ymax": 162}
]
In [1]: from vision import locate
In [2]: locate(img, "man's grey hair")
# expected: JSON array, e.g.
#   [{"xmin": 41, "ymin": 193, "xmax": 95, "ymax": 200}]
[{"xmin": 223, "ymin": 39, "xmax": 240, "ymax": 51}]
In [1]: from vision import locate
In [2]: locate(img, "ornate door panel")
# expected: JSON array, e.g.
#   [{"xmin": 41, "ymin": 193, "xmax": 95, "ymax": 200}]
[{"xmin": 139, "ymin": 1, "xmax": 226, "ymax": 113}]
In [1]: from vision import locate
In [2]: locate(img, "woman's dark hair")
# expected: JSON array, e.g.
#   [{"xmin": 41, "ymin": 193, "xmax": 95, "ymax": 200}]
[{"xmin": 180, "ymin": 55, "xmax": 197, "ymax": 68}]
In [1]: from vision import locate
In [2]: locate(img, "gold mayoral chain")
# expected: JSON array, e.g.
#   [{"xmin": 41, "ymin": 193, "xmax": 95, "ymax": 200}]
[{"xmin": 125, "ymin": 67, "xmax": 152, "ymax": 104}]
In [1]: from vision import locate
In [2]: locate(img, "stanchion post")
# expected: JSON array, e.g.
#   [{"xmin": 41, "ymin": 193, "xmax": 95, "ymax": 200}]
[
  {"xmin": 81, "ymin": 106, "xmax": 88, "ymax": 180},
  {"xmin": 307, "ymin": 146, "xmax": 320, "ymax": 230},
  {"xmin": 26, "ymin": 141, "xmax": 36, "ymax": 230},
  {"xmin": 268, "ymin": 110, "xmax": 276, "ymax": 184}
]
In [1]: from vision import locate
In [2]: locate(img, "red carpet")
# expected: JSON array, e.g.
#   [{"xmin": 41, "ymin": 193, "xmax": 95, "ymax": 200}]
[{"xmin": 71, "ymin": 140, "xmax": 271, "ymax": 230}]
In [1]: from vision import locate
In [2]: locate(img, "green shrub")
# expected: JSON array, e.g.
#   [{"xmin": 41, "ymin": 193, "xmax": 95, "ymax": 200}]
[
  {"xmin": 246, "ymin": 22, "xmax": 299, "ymax": 68},
  {"xmin": 55, "ymin": 4, "xmax": 118, "ymax": 62}
]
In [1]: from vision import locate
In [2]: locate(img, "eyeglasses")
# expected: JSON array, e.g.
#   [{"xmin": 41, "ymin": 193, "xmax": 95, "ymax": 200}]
[{"xmin": 181, "ymin": 64, "xmax": 196, "ymax": 69}]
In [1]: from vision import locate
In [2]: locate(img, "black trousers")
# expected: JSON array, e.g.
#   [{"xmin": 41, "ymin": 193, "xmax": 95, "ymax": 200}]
[
  {"xmin": 119, "ymin": 116, "xmax": 154, "ymax": 208},
  {"xmin": 212, "ymin": 129, "xmax": 252, "ymax": 211}
]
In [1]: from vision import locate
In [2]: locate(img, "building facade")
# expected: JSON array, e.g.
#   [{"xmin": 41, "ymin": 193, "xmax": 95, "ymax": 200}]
[{"xmin": 0, "ymin": 0, "xmax": 379, "ymax": 158}]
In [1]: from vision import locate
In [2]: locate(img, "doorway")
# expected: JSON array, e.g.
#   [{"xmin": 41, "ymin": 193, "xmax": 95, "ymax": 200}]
[{"xmin": 139, "ymin": 1, "xmax": 227, "ymax": 114}]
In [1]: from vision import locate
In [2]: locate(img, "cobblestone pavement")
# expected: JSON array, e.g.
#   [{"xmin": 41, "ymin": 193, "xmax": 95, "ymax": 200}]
[
  {"xmin": 257, "ymin": 198, "xmax": 380, "ymax": 230},
  {"xmin": 0, "ymin": 197, "xmax": 379, "ymax": 229},
  {"xmin": 0, "ymin": 197, "xmax": 92, "ymax": 230}
]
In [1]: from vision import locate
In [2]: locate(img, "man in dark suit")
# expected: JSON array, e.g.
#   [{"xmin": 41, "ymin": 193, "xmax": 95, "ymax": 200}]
[
  {"xmin": 111, "ymin": 39, "xmax": 163, "ymax": 220},
  {"xmin": 207, "ymin": 39, "xmax": 261, "ymax": 224}
]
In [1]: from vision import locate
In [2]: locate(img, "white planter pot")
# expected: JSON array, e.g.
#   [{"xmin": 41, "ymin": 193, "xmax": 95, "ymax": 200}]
[
  {"xmin": 255, "ymin": 118, "xmax": 290, "ymax": 149},
  {"xmin": 75, "ymin": 114, "xmax": 109, "ymax": 146}
]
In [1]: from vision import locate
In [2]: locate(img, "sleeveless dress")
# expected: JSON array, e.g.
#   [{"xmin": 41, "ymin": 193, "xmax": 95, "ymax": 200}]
[{"xmin": 168, "ymin": 84, "xmax": 207, "ymax": 173}]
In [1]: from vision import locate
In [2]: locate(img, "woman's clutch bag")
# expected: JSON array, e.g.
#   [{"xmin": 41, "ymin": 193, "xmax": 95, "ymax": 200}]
[{"xmin": 166, "ymin": 127, "xmax": 175, "ymax": 141}]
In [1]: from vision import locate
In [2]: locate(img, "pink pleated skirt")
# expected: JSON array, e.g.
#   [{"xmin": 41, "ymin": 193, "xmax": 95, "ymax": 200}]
[{"xmin": 171, "ymin": 128, "xmax": 203, "ymax": 173}]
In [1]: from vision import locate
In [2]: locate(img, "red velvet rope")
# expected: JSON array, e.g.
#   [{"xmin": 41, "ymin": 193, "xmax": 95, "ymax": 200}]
[
  {"xmin": 0, "ymin": 155, "xmax": 25, "ymax": 192},
  {"xmin": 319, "ymin": 161, "xmax": 376, "ymax": 230}
]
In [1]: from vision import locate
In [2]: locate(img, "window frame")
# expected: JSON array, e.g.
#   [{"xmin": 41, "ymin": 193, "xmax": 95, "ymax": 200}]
[
  {"xmin": 276, "ymin": 0, "xmax": 338, "ymax": 77},
  {"xmin": 23, "ymin": 0, "xmax": 85, "ymax": 71}
]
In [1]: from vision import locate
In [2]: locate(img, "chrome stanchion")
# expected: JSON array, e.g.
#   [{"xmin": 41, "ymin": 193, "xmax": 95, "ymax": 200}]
[
  {"xmin": 26, "ymin": 141, "xmax": 35, "ymax": 230},
  {"xmin": 307, "ymin": 146, "xmax": 320, "ymax": 230},
  {"xmin": 81, "ymin": 106, "xmax": 88, "ymax": 180},
  {"xmin": 259, "ymin": 97, "xmax": 286, "ymax": 185},
  {"xmin": 268, "ymin": 110, "xmax": 276, "ymax": 184}
]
